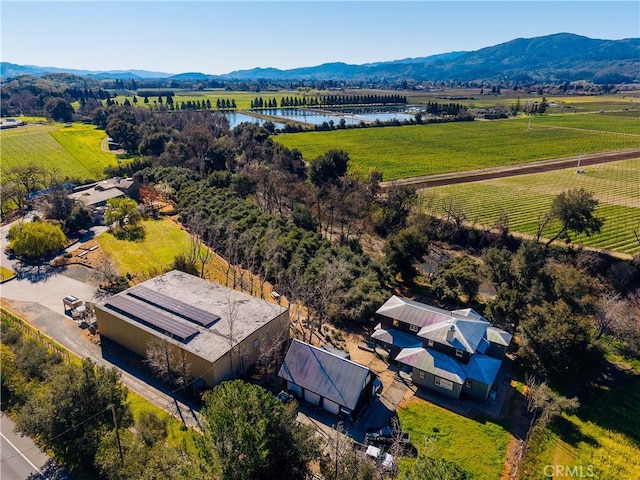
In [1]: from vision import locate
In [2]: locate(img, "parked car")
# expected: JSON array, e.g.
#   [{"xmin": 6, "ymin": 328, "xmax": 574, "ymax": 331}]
[
  {"xmin": 365, "ymin": 445, "xmax": 396, "ymax": 471},
  {"xmin": 276, "ymin": 390, "xmax": 294, "ymax": 404},
  {"xmin": 365, "ymin": 426, "xmax": 410, "ymax": 446}
]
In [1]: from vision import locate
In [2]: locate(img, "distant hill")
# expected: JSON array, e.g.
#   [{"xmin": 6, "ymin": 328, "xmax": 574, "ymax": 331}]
[
  {"xmin": 2, "ymin": 33, "xmax": 638, "ymax": 83},
  {"xmin": 0, "ymin": 62, "xmax": 172, "ymax": 80}
]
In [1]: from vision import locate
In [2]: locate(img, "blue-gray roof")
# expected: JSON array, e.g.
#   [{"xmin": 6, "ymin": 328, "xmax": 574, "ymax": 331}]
[
  {"xmin": 395, "ymin": 347, "xmax": 466, "ymax": 384},
  {"xmin": 464, "ymin": 354, "xmax": 502, "ymax": 386},
  {"xmin": 395, "ymin": 347, "xmax": 503, "ymax": 387},
  {"xmin": 376, "ymin": 295, "xmax": 452, "ymax": 328},
  {"xmin": 418, "ymin": 317, "xmax": 490, "ymax": 353},
  {"xmin": 278, "ymin": 339, "xmax": 371, "ymax": 410},
  {"xmin": 371, "ymin": 324, "xmax": 423, "ymax": 349}
]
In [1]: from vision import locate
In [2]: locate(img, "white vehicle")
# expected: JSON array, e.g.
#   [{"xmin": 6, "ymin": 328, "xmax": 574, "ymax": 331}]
[{"xmin": 365, "ymin": 445, "xmax": 396, "ymax": 470}]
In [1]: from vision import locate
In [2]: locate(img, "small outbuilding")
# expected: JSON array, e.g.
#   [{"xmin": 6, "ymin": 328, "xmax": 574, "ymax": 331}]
[{"xmin": 278, "ymin": 339, "xmax": 376, "ymax": 421}]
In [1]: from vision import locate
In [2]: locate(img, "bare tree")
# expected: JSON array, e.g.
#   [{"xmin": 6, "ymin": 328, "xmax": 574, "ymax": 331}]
[
  {"xmin": 307, "ymin": 258, "xmax": 350, "ymax": 344},
  {"xmin": 93, "ymin": 252, "xmax": 121, "ymax": 286},
  {"xmin": 145, "ymin": 338, "xmax": 173, "ymax": 383},
  {"xmin": 321, "ymin": 422, "xmax": 388, "ymax": 480},
  {"xmin": 441, "ymin": 196, "xmax": 467, "ymax": 241},
  {"xmin": 224, "ymin": 292, "xmax": 246, "ymax": 377},
  {"xmin": 144, "ymin": 338, "xmax": 192, "ymax": 388},
  {"xmin": 7, "ymin": 163, "xmax": 47, "ymax": 197},
  {"xmin": 594, "ymin": 292, "xmax": 627, "ymax": 340},
  {"xmin": 256, "ymin": 329, "xmax": 288, "ymax": 375},
  {"xmin": 525, "ymin": 375, "xmax": 579, "ymax": 429}
]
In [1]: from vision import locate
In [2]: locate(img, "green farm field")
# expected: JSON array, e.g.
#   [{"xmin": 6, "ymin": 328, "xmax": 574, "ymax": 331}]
[
  {"xmin": 112, "ymin": 89, "xmax": 319, "ymax": 110},
  {"xmin": 274, "ymin": 113, "xmax": 640, "ymax": 181},
  {"xmin": 0, "ymin": 123, "xmax": 119, "ymax": 180},
  {"xmin": 341, "ymin": 89, "xmax": 640, "ymax": 111},
  {"xmin": 421, "ymin": 158, "xmax": 640, "ymax": 256}
]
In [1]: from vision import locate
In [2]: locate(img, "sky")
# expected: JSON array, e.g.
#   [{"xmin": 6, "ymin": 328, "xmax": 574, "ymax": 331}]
[{"xmin": 1, "ymin": 1, "xmax": 639, "ymax": 75}]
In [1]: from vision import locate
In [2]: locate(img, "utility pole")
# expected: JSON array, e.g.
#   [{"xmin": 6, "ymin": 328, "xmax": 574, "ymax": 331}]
[{"xmin": 110, "ymin": 404, "xmax": 124, "ymax": 463}]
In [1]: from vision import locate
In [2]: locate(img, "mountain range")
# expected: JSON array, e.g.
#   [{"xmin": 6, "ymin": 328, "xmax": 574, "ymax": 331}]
[{"xmin": 2, "ymin": 33, "xmax": 638, "ymax": 83}]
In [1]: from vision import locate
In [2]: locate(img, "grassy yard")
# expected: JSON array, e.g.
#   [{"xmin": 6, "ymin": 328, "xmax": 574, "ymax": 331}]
[
  {"xmin": 274, "ymin": 113, "xmax": 640, "ymax": 181},
  {"xmin": 0, "ymin": 122, "xmax": 119, "ymax": 180},
  {"xmin": 520, "ymin": 364, "xmax": 640, "ymax": 480},
  {"xmin": 421, "ymin": 158, "xmax": 640, "ymax": 256},
  {"xmin": 96, "ymin": 218, "xmax": 192, "ymax": 278},
  {"xmin": 1, "ymin": 267, "xmax": 16, "ymax": 282},
  {"xmin": 398, "ymin": 398, "xmax": 511, "ymax": 480},
  {"xmin": 95, "ymin": 217, "xmax": 275, "ymax": 299}
]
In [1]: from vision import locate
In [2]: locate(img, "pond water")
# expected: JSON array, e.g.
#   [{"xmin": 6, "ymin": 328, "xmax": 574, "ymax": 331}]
[
  {"xmin": 224, "ymin": 112, "xmax": 286, "ymax": 130},
  {"xmin": 252, "ymin": 108, "xmax": 415, "ymax": 126}
]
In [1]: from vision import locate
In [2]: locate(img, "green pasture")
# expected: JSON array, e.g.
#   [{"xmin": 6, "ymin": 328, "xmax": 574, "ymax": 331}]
[
  {"xmin": 520, "ymin": 367, "xmax": 640, "ymax": 480},
  {"xmin": 274, "ymin": 114, "xmax": 640, "ymax": 181},
  {"xmin": 112, "ymin": 89, "xmax": 310, "ymax": 110},
  {"xmin": 0, "ymin": 123, "xmax": 119, "ymax": 180},
  {"xmin": 511, "ymin": 113, "xmax": 640, "ymax": 135},
  {"xmin": 421, "ymin": 158, "xmax": 640, "ymax": 256},
  {"xmin": 398, "ymin": 399, "xmax": 510, "ymax": 480}
]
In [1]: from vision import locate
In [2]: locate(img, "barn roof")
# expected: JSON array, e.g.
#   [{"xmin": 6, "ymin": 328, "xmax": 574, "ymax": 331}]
[{"xmin": 278, "ymin": 339, "xmax": 371, "ymax": 410}]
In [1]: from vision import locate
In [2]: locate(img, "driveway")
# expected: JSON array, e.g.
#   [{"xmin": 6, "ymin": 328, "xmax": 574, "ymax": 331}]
[{"xmin": 1, "ymin": 257, "xmax": 202, "ymax": 429}]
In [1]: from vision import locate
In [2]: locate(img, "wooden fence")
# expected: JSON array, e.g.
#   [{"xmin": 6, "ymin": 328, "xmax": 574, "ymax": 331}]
[{"xmin": 0, "ymin": 307, "xmax": 71, "ymax": 363}]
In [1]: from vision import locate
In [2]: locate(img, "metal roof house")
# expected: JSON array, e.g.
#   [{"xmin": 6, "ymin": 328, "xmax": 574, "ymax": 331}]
[
  {"xmin": 372, "ymin": 295, "xmax": 511, "ymax": 401},
  {"xmin": 69, "ymin": 177, "xmax": 139, "ymax": 223},
  {"xmin": 278, "ymin": 339, "xmax": 376, "ymax": 420},
  {"xmin": 95, "ymin": 270, "xmax": 289, "ymax": 388}
]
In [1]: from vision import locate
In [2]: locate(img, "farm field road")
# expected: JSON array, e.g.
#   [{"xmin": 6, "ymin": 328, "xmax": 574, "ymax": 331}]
[{"xmin": 379, "ymin": 148, "xmax": 640, "ymax": 190}]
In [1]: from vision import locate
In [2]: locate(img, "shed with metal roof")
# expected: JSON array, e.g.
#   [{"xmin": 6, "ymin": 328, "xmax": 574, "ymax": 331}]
[{"xmin": 278, "ymin": 339, "xmax": 375, "ymax": 419}]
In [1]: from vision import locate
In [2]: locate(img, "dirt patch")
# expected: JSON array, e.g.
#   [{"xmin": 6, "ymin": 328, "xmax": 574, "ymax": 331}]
[{"xmin": 500, "ymin": 384, "xmax": 533, "ymax": 480}]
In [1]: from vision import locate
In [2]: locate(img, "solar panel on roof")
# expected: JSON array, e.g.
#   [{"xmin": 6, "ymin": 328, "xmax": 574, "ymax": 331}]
[
  {"xmin": 105, "ymin": 295, "xmax": 199, "ymax": 342},
  {"xmin": 127, "ymin": 286, "xmax": 220, "ymax": 327}
]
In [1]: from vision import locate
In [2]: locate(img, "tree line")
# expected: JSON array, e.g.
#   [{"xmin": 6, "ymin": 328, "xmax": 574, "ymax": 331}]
[
  {"xmin": 250, "ymin": 94, "xmax": 408, "ymax": 109},
  {"xmin": 0, "ymin": 319, "xmax": 324, "ymax": 479}
]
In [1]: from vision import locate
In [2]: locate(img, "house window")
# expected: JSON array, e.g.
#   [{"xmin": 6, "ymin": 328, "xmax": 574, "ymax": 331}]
[
  {"xmin": 434, "ymin": 376, "xmax": 454, "ymax": 391},
  {"xmin": 409, "ymin": 324, "xmax": 419, "ymax": 332},
  {"xmin": 253, "ymin": 339, "xmax": 259, "ymax": 348},
  {"xmin": 465, "ymin": 380, "xmax": 472, "ymax": 388},
  {"xmin": 392, "ymin": 319, "xmax": 399, "ymax": 327},
  {"xmin": 427, "ymin": 339, "xmax": 434, "ymax": 347},
  {"xmin": 455, "ymin": 349, "xmax": 464, "ymax": 358},
  {"xmin": 419, "ymin": 370, "xmax": 426, "ymax": 379}
]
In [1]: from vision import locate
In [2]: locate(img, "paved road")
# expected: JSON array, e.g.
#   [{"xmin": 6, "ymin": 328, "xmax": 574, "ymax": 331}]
[
  {"xmin": 1, "ymin": 413, "xmax": 51, "ymax": 480},
  {"xmin": 1, "ymin": 217, "xmax": 200, "ymax": 428},
  {"xmin": 3, "ymin": 295, "xmax": 202, "ymax": 430}
]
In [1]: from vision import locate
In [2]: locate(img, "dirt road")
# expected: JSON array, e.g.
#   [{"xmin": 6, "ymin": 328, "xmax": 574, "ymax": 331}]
[{"xmin": 379, "ymin": 148, "xmax": 640, "ymax": 190}]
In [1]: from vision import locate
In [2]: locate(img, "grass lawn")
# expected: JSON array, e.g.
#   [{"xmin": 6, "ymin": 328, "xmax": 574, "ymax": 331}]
[
  {"xmin": 96, "ymin": 218, "xmax": 192, "ymax": 278},
  {"xmin": 520, "ymin": 365, "xmax": 640, "ymax": 480},
  {"xmin": 0, "ymin": 122, "xmax": 119, "ymax": 180},
  {"xmin": 95, "ymin": 217, "xmax": 274, "ymax": 300},
  {"xmin": 1, "ymin": 267, "xmax": 16, "ymax": 282},
  {"xmin": 125, "ymin": 389, "xmax": 195, "ymax": 448},
  {"xmin": 398, "ymin": 398, "xmax": 510, "ymax": 480},
  {"xmin": 274, "ymin": 113, "xmax": 640, "ymax": 181}
]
